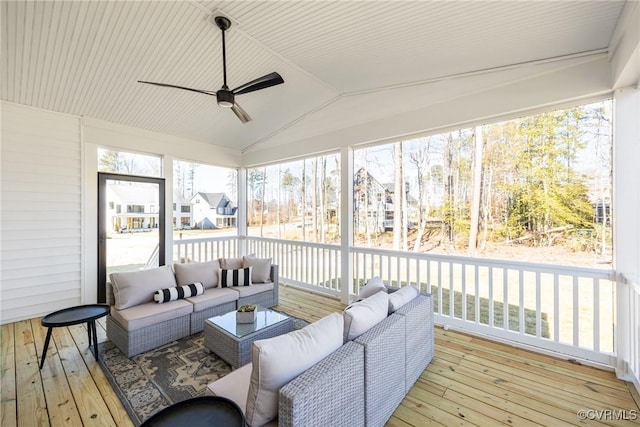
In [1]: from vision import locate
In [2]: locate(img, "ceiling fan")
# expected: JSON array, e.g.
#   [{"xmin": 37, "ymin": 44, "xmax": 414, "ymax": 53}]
[{"xmin": 138, "ymin": 16, "xmax": 284, "ymax": 124}]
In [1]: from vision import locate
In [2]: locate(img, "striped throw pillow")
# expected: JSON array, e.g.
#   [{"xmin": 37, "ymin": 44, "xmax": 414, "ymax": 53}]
[
  {"xmin": 218, "ymin": 266, "xmax": 253, "ymax": 288},
  {"xmin": 154, "ymin": 282, "xmax": 204, "ymax": 303}
]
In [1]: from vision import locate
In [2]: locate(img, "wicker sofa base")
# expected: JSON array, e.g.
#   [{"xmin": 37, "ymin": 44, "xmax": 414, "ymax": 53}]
[
  {"xmin": 106, "ymin": 313, "xmax": 191, "ymax": 358},
  {"xmin": 238, "ymin": 290, "xmax": 277, "ymax": 309}
]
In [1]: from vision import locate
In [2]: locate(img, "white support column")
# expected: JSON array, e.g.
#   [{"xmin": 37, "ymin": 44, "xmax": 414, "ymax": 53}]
[
  {"xmin": 163, "ymin": 155, "xmax": 175, "ymax": 264},
  {"xmin": 340, "ymin": 146, "xmax": 354, "ymax": 304},
  {"xmin": 238, "ymin": 167, "xmax": 248, "ymax": 256},
  {"xmin": 613, "ymin": 86, "xmax": 640, "ymax": 382}
]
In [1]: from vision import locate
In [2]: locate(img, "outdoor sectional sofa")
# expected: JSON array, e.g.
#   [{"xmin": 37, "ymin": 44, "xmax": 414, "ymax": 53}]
[
  {"xmin": 207, "ymin": 285, "xmax": 434, "ymax": 427},
  {"xmin": 106, "ymin": 256, "xmax": 278, "ymax": 357}
]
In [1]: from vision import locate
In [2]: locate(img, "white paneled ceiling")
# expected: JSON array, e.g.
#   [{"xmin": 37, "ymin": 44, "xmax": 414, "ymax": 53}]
[{"xmin": 1, "ymin": 1, "xmax": 627, "ymax": 155}]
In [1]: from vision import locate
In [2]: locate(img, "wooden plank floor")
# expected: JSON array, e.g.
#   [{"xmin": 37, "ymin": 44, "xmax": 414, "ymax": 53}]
[{"xmin": 2, "ymin": 285, "xmax": 638, "ymax": 426}]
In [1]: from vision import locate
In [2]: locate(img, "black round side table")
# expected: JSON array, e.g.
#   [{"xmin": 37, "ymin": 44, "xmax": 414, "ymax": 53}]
[
  {"xmin": 140, "ymin": 396, "xmax": 246, "ymax": 427},
  {"xmin": 40, "ymin": 304, "xmax": 110, "ymax": 369}
]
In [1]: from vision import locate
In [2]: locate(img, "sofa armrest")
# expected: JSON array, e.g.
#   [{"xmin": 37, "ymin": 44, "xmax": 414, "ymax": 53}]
[
  {"xmin": 279, "ymin": 341, "xmax": 365, "ymax": 427},
  {"xmin": 271, "ymin": 264, "xmax": 279, "ymax": 302},
  {"xmin": 106, "ymin": 281, "xmax": 115, "ymax": 306}
]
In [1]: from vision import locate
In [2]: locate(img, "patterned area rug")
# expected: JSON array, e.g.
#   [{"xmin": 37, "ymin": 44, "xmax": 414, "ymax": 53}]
[{"xmin": 98, "ymin": 315, "xmax": 309, "ymax": 426}]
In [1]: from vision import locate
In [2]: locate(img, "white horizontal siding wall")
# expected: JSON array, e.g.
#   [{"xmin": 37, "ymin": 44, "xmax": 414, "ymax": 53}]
[{"xmin": 1, "ymin": 102, "xmax": 82, "ymax": 324}]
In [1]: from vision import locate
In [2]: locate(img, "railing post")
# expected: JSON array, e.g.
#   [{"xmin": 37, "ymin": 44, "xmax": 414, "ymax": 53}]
[
  {"xmin": 613, "ymin": 86, "xmax": 640, "ymax": 381},
  {"xmin": 164, "ymin": 154, "xmax": 175, "ymax": 264},
  {"xmin": 238, "ymin": 167, "xmax": 248, "ymax": 257},
  {"xmin": 340, "ymin": 146, "xmax": 353, "ymax": 304}
]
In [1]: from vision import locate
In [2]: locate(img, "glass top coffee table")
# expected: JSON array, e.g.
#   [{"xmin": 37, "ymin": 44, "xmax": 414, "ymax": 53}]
[{"xmin": 204, "ymin": 307, "xmax": 293, "ymax": 368}]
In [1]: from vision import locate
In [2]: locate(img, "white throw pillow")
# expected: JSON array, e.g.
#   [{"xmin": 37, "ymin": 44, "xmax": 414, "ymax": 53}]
[
  {"xmin": 343, "ymin": 291, "xmax": 389, "ymax": 342},
  {"xmin": 358, "ymin": 276, "xmax": 387, "ymax": 300},
  {"xmin": 174, "ymin": 259, "xmax": 221, "ymax": 289},
  {"xmin": 242, "ymin": 256, "xmax": 272, "ymax": 283},
  {"xmin": 110, "ymin": 265, "xmax": 177, "ymax": 310},
  {"xmin": 218, "ymin": 267, "xmax": 253, "ymax": 288},
  {"xmin": 388, "ymin": 285, "xmax": 420, "ymax": 313},
  {"xmin": 245, "ymin": 312, "xmax": 344, "ymax": 427}
]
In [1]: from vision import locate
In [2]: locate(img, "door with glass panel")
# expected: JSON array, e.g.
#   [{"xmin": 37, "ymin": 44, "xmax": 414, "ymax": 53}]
[{"xmin": 97, "ymin": 173, "xmax": 165, "ymax": 303}]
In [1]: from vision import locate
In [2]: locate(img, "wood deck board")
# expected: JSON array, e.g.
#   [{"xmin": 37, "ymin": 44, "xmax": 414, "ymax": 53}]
[
  {"xmin": 1, "ymin": 286, "xmax": 638, "ymax": 427},
  {"xmin": 434, "ymin": 339, "xmax": 635, "ymax": 408},
  {"xmin": 439, "ymin": 327, "xmax": 625, "ymax": 385},
  {"xmin": 1, "ymin": 323, "xmax": 17, "ymax": 427},
  {"xmin": 67, "ymin": 324, "xmax": 135, "ymax": 427},
  {"xmin": 51, "ymin": 325, "xmax": 115, "ymax": 426},
  {"xmin": 30, "ymin": 319, "xmax": 83, "ymax": 427},
  {"xmin": 14, "ymin": 320, "xmax": 49, "ymax": 426}
]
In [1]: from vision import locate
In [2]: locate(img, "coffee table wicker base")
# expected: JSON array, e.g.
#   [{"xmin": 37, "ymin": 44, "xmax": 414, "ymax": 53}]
[{"xmin": 204, "ymin": 317, "xmax": 293, "ymax": 368}]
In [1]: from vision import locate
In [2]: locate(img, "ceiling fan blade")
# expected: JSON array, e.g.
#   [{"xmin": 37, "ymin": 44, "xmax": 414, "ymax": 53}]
[
  {"xmin": 138, "ymin": 80, "xmax": 217, "ymax": 96},
  {"xmin": 232, "ymin": 72, "xmax": 284, "ymax": 95},
  {"xmin": 231, "ymin": 102, "xmax": 252, "ymax": 124}
]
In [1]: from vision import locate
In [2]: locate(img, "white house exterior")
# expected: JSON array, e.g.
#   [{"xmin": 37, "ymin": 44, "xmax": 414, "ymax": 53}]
[
  {"xmin": 191, "ymin": 192, "xmax": 237, "ymax": 229},
  {"xmin": 106, "ymin": 183, "xmax": 159, "ymax": 232},
  {"xmin": 173, "ymin": 192, "xmax": 193, "ymax": 229}
]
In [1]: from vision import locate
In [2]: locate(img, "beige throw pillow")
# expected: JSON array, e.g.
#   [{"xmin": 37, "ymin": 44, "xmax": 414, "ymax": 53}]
[
  {"xmin": 242, "ymin": 256, "xmax": 272, "ymax": 283},
  {"xmin": 343, "ymin": 291, "xmax": 389, "ymax": 342},
  {"xmin": 244, "ymin": 312, "xmax": 344, "ymax": 427}
]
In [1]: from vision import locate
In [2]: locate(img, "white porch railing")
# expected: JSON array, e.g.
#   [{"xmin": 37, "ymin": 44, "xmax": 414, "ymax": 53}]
[
  {"xmin": 247, "ymin": 236, "xmax": 342, "ymax": 297},
  {"xmin": 172, "ymin": 236, "xmax": 617, "ymax": 366},
  {"xmin": 352, "ymin": 247, "xmax": 616, "ymax": 366},
  {"xmin": 620, "ymin": 274, "xmax": 640, "ymax": 389},
  {"xmin": 173, "ymin": 236, "xmax": 238, "ymax": 263}
]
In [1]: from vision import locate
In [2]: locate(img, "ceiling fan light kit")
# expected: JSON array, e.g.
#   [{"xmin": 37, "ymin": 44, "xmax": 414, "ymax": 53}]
[{"xmin": 138, "ymin": 15, "xmax": 284, "ymax": 124}]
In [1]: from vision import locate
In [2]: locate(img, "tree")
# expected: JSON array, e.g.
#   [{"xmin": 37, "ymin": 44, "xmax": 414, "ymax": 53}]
[
  {"xmin": 468, "ymin": 126, "xmax": 484, "ymax": 253},
  {"xmin": 99, "ymin": 150, "xmax": 121, "ymax": 172},
  {"xmin": 393, "ymin": 142, "xmax": 403, "ymax": 251},
  {"xmin": 505, "ymin": 108, "xmax": 593, "ymax": 245}
]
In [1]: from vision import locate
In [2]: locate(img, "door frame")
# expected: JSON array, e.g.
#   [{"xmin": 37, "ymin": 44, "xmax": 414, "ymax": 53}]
[{"xmin": 97, "ymin": 172, "xmax": 166, "ymax": 303}]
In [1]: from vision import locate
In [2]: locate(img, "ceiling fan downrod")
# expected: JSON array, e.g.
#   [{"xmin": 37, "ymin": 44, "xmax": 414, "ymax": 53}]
[{"xmin": 214, "ymin": 16, "xmax": 233, "ymax": 107}]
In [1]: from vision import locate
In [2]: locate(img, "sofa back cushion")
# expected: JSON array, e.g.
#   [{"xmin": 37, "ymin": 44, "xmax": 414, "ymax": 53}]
[
  {"xmin": 245, "ymin": 312, "xmax": 344, "ymax": 427},
  {"xmin": 219, "ymin": 257, "xmax": 244, "ymax": 270},
  {"xmin": 174, "ymin": 259, "xmax": 221, "ymax": 289},
  {"xmin": 110, "ymin": 265, "xmax": 177, "ymax": 310},
  {"xmin": 388, "ymin": 285, "xmax": 420, "ymax": 314},
  {"xmin": 343, "ymin": 290, "xmax": 389, "ymax": 342},
  {"xmin": 358, "ymin": 276, "xmax": 387, "ymax": 300},
  {"xmin": 242, "ymin": 256, "xmax": 272, "ymax": 283}
]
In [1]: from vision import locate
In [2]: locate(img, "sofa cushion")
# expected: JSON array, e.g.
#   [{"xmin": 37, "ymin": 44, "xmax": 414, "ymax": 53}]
[
  {"xmin": 388, "ymin": 285, "xmax": 420, "ymax": 313},
  {"xmin": 154, "ymin": 283, "xmax": 204, "ymax": 303},
  {"xmin": 207, "ymin": 363, "xmax": 252, "ymax": 414},
  {"xmin": 358, "ymin": 276, "xmax": 387, "ymax": 300},
  {"xmin": 219, "ymin": 267, "xmax": 252, "ymax": 288},
  {"xmin": 231, "ymin": 281, "xmax": 274, "ymax": 298},
  {"xmin": 110, "ymin": 299, "xmax": 193, "ymax": 331},
  {"xmin": 186, "ymin": 287, "xmax": 239, "ymax": 312},
  {"xmin": 243, "ymin": 256, "xmax": 272, "ymax": 283},
  {"xmin": 110, "ymin": 265, "xmax": 177, "ymax": 310},
  {"xmin": 343, "ymin": 291, "xmax": 389, "ymax": 342},
  {"xmin": 220, "ymin": 257, "xmax": 244, "ymax": 270},
  {"xmin": 174, "ymin": 260, "xmax": 221, "ymax": 289},
  {"xmin": 245, "ymin": 312, "xmax": 344, "ymax": 427}
]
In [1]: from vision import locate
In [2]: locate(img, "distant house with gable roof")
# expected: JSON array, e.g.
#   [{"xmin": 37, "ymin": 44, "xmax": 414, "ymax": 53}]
[
  {"xmin": 173, "ymin": 191, "xmax": 193, "ymax": 230},
  {"xmin": 190, "ymin": 192, "xmax": 237, "ymax": 229}
]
